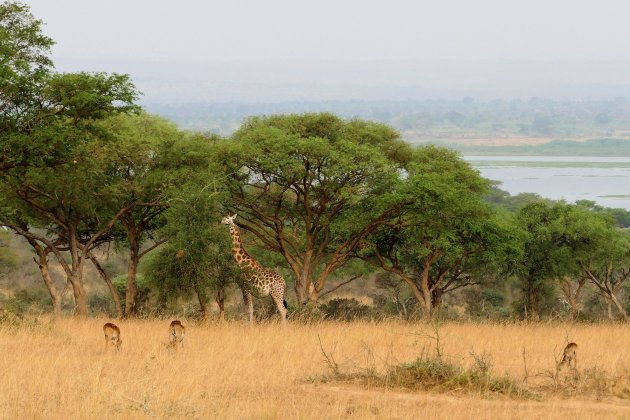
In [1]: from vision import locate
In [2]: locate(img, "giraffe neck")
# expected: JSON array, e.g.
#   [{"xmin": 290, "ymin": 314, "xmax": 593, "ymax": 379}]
[{"xmin": 229, "ymin": 224, "xmax": 261, "ymax": 270}]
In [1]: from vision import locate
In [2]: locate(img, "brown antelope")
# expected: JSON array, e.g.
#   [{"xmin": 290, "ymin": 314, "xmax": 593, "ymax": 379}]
[
  {"xmin": 560, "ymin": 342, "xmax": 578, "ymax": 370},
  {"xmin": 103, "ymin": 322, "xmax": 121, "ymax": 351},
  {"xmin": 169, "ymin": 320, "xmax": 185, "ymax": 350}
]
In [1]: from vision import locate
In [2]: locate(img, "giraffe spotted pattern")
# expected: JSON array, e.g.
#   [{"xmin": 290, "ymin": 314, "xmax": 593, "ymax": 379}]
[{"xmin": 221, "ymin": 214, "xmax": 287, "ymax": 323}]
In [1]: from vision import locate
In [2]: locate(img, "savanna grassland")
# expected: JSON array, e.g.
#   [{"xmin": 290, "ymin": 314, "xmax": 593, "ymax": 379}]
[{"xmin": 2, "ymin": 319, "xmax": 630, "ymax": 419}]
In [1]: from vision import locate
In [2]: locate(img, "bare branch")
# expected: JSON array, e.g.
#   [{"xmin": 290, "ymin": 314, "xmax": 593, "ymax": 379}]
[
  {"xmin": 138, "ymin": 238, "xmax": 167, "ymax": 258},
  {"xmin": 319, "ymin": 275, "xmax": 362, "ymax": 298}
]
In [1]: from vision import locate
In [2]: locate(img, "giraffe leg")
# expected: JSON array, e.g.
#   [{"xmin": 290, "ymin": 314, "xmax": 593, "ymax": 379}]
[
  {"xmin": 271, "ymin": 290, "xmax": 287, "ymax": 323},
  {"xmin": 242, "ymin": 288, "xmax": 254, "ymax": 323}
]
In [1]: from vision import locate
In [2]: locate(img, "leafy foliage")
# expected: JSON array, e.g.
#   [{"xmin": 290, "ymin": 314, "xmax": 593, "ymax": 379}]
[
  {"xmin": 222, "ymin": 113, "xmax": 411, "ymax": 302},
  {"xmin": 359, "ymin": 146, "xmax": 520, "ymax": 318},
  {"xmin": 145, "ymin": 186, "xmax": 241, "ymax": 318},
  {"xmin": 0, "ymin": 230, "xmax": 17, "ymax": 277},
  {"xmin": 0, "ymin": 1, "xmax": 54, "ymax": 137},
  {"xmin": 319, "ymin": 298, "xmax": 374, "ymax": 321}
]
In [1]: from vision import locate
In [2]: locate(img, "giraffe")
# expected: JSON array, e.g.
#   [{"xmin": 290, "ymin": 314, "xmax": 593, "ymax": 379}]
[{"xmin": 221, "ymin": 214, "xmax": 288, "ymax": 323}]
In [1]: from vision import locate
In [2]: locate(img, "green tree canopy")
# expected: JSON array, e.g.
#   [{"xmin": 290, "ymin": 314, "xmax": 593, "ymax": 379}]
[
  {"xmin": 0, "ymin": 1, "xmax": 54, "ymax": 138},
  {"xmin": 139, "ymin": 126, "xmax": 238, "ymax": 319},
  {"xmin": 358, "ymin": 146, "xmax": 520, "ymax": 319},
  {"xmin": 513, "ymin": 201, "xmax": 630, "ymax": 321},
  {"xmin": 0, "ymin": 72, "xmax": 141, "ymax": 316},
  {"xmin": 220, "ymin": 113, "xmax": 412, "ymax": 303},
  {"xmin": 95, "ymin": 113, "xmax": 186, "ymax": 317}
]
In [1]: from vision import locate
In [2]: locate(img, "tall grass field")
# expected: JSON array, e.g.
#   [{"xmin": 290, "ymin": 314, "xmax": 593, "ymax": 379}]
[{"xmin": 1, "ymin": 319, "xmax": 630, "ymax": 419}]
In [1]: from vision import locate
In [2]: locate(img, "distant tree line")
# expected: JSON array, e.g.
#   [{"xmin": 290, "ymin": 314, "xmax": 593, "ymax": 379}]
[
  {"xmin": 454, "ymin": 138, "xmax": 630, "ymax": 157},
  {"xmin": 148, "ymin": 97, "xmax": 630, "ymax": 140},
  {"xmin": 2, "ymin": 2, "xmax": 630, "ymax": 322}
]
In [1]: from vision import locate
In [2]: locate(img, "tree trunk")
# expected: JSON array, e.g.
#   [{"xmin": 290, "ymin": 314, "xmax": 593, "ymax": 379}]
[
  {"xmin": 68, "ymin": 274, "xmax": 88, "ymax": 317},
  {"xmin": 309, "ymin": 261, "xmax": 346, "ymax": 303},
  {"xmin": 68, "ymin": 255, "xmax": 88, "ymax": 315},
  {"xmin": 36, "ymin": 253, "xmax": 62, "ymax": 317},
  {"xmin": 294, "ymin": 253, "xmax": 315, "ymax": 304},
  {"xmin": 607, "ymin": 299, "xmax": 614, "ymax": 321},
  {"xmin": 419, "ymin": 263, "xmax": 433, "ymax": 320},
  {"xmin": 432, "ymin": 288, "xmax": 444, "ymax": 312},
  {"xmin": 527, "ymin": 287, "xmax": 540, "ymax": 322},
  {"xmin": 65, "ymin": 223, "xmax": 89, "ymax": 317},
  {"xmin": 609, "ymin": 292, "xmax": 629, "ymax": 322},
  {"xmin": 559, "ymin": 277, "xmax": 585, "ymax": 321},
  {"xmin": 420, "ymin": 295, "xmax": 432, "ymax": 320},
  {"xmin": 397, "ymin": 273, "xmax": 429, "ymax": 319},
  {"xmin": 26, "ymin": 238, "xmax": 63, "ymax": 317},
  {"xmin": 89, "ymin": 254, "xmax": 123, "ymax": 319},
  {"xmin": 294, "ymin": 251, "xmax": 348, "ymax": 304},
  {"xmin": 295, "ymin": 272, "xmax": 311, "ymax": 304},
  {"xmin": 581, "ymin": 266, "xmax": 629, "ymax": 322},
  {"xmin": 194, "ymin": 282, "xmax": 209, "ymax": 321},
  {"xmin": 569, "ymin": 296, "xmax": 579, "ymax": 321},
  {"xmin": 215, "ymin": 287, "xmax": 226, "ymax": 323},
  {"xmin": 125, "ymin": 229, "xmax": 140, "ymax": 317}
]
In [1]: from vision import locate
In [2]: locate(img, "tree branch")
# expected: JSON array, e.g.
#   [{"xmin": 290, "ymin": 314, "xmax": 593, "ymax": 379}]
[
  {"xmin": 319, "ymin": 275, "xmax": 362, "ymax": 298},
  {"xmin": 138, "ymin": 238, "xmax": 167, "ymax": 258}
]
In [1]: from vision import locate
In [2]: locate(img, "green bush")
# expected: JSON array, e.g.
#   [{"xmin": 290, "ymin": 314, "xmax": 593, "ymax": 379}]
[
  {"xmin": 482, "ymin": 289, "xmax": 505, "ymax": 307},
  {"xmin": 464, "ymin": 287, "xmax": 511, "ymax": 320},
  {"xmin": 88, "ymin": 293, "xmax": 114, "ymax": 316},
  {"xmin": 383, "ymin": 354, "xmax": 533, "ymax": 398},
  {"xmin": 113, "ymin": 274, "xmax": 152, "ymax": 315},
  {"xmin": 1, "ymin": 289, "xmax": 51, "ymax": 315},
  {"xmin": 319, "ymin": 298, "xmax": 373, "ymax": 321}
]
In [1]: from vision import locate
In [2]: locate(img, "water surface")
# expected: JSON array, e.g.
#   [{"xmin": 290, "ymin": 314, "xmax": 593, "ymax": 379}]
[{"xmin": 464, "ymin": 156, "xmax": 630, "ymax": 210}]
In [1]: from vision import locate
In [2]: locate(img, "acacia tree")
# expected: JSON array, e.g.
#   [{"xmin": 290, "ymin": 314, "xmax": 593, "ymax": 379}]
[
  {"xmin": 221, "ymin": 113, "xmax": 412, "ymax": 303},
  {"xmin": 0, "ymin": 72, "xmax": 140, "ymax": 316},
  {"xmin": 0, "ymin": 1, "xmax": 54, "ymax": 144},
  {"xmin": 96, "ymin": 113, "xmax": 185, "ymax": 316},
  {"xmin": 512, "ymin": 200, "xmax": 630, "ymax": 321},
  {"xmin": 146, "ymin": 187, "xmax": 240, "ymax": 321},
  {"xmin": 1, "ymin": 3, "xmax": 65, "ymax": 315},
  {"xmin": 144, "ymin": 130, "xmax": 240, "ymax": 320},
  {"xmin": 551, "ymin": 203, "xmax": 599, "ymax": 320},
  {"xmin": 513, "ymin": 202, "xmax": 572, "ymax": 320},
  {"xmin": 357, "ymin": 146, "xmax": 518, "ymax": 319},
  {"xmin": 558, "ymin": 205, "xmax": 630, "ymax": 321},
  {"xmin": 579, "ymin": 244, "xmax": 630, "ymax": 322}
]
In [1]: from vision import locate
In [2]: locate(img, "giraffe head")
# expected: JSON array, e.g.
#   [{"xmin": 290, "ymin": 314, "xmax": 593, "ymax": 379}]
[{"xmin": 221, "ymin": 214, "xmax": 237, "ymax": 225}]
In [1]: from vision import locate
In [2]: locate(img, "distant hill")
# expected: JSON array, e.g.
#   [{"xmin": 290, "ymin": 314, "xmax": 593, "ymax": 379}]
[{"xmin": 145, "ymin": 98, "xmax": 630, "ymax": 144}]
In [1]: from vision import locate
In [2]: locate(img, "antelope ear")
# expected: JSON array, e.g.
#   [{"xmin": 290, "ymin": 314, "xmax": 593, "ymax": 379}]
[{"xmin": 232, "ymin": 214, "xmax": 237, "ymax": 219}]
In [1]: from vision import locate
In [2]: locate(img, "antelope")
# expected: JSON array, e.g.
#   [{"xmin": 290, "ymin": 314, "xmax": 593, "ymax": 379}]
[
  {"xmin": 103, "ymin": 322, "xmax": 121, "ymax": 351},
  {"xmin": 560, "ymin": 342, "xmax": 578, "ymax": 370},
  {"xmin": 169, "ymin": 320, "xmax": 185, "ymax": 350}
]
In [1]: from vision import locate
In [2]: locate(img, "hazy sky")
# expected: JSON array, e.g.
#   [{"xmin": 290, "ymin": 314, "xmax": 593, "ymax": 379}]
[{"xmin": 23, "ymin": 0, "xmax": 630, "ymax": 102}]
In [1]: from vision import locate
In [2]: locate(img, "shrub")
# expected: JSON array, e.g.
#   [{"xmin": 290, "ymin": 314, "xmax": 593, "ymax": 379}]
[
  {"xmin": 88, "ymin": 293, "xmax": 114, "ymax": 316},
  {"xmin": 1, "ymin": 289, "xmax": 51, "ymax": 315},
  {"xmin": 464, "ymin": 287, "xmax": 511, "ymax": 320},
  {"xmin": 319, "ymin": 298, "xmax": 373, "ymax": 321},
  {"xmin": 384, "ymin": 349, "xmax": 533, "ymax": 398},
  {"xmin": 113, "ymin": 274, "xmax": 152, "ymax": 315}
]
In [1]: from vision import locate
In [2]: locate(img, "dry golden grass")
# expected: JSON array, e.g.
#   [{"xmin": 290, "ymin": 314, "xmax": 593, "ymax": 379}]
[{"xmin": 1, "ymin": 319, "xmax": 630, "ymax": 419}]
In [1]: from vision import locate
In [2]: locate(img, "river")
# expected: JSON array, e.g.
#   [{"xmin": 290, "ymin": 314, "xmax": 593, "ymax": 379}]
[{"xmin": 463, "ymin": 156, "xmax": 630, "ymax": 210}]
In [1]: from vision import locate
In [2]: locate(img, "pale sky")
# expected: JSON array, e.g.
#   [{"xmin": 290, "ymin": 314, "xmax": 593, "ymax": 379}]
[{"xmin": 23, "ymin": 0, "xmax": 630, "ymax": 102}]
